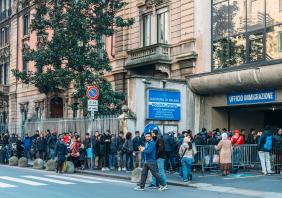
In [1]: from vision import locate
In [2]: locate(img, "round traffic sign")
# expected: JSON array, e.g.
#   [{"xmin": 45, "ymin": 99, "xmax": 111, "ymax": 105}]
[{"xmin": 86, "ymin": 86, "xmax": 100, "ymax": 100}]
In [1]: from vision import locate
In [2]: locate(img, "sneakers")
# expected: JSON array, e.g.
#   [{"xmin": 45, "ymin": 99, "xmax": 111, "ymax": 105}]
[
  {"xmin": 118, "ymin": 167, "xmax": 121, "ymax": 171},
  {"xmin": 134, "ymin": 186, "xmax": 145, "ymax": 191},
  {"xmin": 147, "ymin": 184, "xmax": 158, "ymax": 189},
  {"xmin": 101, "ymin": 168, "xmax": 106, "ymax": 172},
  {"xmin": 122, "ymin": 167, "xmax": 126, "ymax": 171},
  {"xmin": 158, "ymin": 185, "xmax": 168, "ymax": 191}
]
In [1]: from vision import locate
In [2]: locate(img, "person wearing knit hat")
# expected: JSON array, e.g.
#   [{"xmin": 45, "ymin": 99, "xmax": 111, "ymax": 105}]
[{"xmin": 215, "ymin": 133, "xmax": 232, "ymax": 176}]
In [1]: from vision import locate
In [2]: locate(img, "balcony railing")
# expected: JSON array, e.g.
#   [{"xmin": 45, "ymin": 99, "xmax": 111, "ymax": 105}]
[{"xmin": 126, "ymin": 43, "xmax": 171, "ymax": 68}]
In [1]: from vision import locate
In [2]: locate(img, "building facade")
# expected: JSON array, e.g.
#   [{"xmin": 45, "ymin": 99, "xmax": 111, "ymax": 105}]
[
  {"xmin": 3, "ymin": 0, "xmax": 282, "ymax": 135},
  {"xmin": 189, "ymin": 0, "xmax": 282, "ymax": 132}
]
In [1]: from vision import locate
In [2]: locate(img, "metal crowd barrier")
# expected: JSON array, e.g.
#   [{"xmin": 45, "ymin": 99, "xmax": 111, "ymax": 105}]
[{"xmin": 193, "ymin": 144, "xmax": 282, "ymax": 175}]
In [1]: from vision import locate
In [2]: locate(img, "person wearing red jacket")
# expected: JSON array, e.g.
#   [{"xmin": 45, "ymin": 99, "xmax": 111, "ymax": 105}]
[
  {"xmin": 231, "ymin": 129, "xmax": 245, "ymax": 145},
  {"xmin": 231, "ymin": 129, "xmax": 244, "ymax": 166}
]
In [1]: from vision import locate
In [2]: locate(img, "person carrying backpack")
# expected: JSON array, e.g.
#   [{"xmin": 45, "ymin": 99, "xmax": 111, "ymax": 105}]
[{"xmin": 257, "ymin": 126, "xmax": 274, "ymax": 175}]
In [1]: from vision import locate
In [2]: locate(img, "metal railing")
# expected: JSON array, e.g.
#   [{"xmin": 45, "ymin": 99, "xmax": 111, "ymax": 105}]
[
  {"xmin": 193, "ymin": 144, "xmax": 282, "ymax": 174},
  {"xmin": 24, "ymin": 115, "xmax": 120, "ymax": 138}
]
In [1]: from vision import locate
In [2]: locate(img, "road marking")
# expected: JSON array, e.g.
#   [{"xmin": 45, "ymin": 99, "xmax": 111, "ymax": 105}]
[
  {"xmin": 45, "ymin": 175, "xmax": 102, "ymax": 184},
  {"xmin": 69, "ymin": 174, "xmax": 133, "ymax": 184},
  {"xmin": 224, "ymin": 175, "xmax": 263, "ymax": 180},
  {"xmin": 0, "ymin": 182, "xmax": 16, "ymax": 188},
  {"xmin": 22, "ymin": 176, "xmax": 75, "ymax": 185},
  {"xmin": 0, "ymin": 176, "xmax": 47, "ymax": 186},
  {"xmin": 198, "ymin": 184, "xmax": 282, "ymax": 198}
]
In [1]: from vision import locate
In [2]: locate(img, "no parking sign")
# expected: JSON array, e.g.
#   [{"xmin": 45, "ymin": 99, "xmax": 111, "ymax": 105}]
[{"xmin": 86, "ymin": 86, "xmax": 100, "ymax": 100}]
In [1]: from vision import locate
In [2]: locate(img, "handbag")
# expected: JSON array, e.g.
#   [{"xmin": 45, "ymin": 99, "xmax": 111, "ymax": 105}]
[
  {"xmin": 62, "ymin": 161, "xmax": 68, "ymax": 172},
  {"xmin": 212, "ymin": 154, "xmax": 219, "ymax": 164},
  {"xmin": 177, "ymin": 147, "xmax": 188, "ymax": 168}
]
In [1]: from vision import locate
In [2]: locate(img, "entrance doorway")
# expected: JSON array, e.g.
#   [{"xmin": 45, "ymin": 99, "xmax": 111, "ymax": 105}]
[
  {"xmin": 264, "ymin": 110, "xmax": 282, "ymax": 129},
  {"xmin": 50, "ymin": 97, "xmax": 63, "ymax": 118},
  {"xmin": 213, "ymin": 104, "xmax": 282, "ymax": 132}
]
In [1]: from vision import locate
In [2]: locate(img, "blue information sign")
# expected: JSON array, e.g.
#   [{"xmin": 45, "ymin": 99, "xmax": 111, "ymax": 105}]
[
  {"xmin": 227, "ymin": 90, "xmax": 276, "ymax": 105},
  {"xmin": 143, "ymin": 123, "xmax": 161, "ymax": 135},
  {"xmin": 147, "ymin": 89, "xmax": 181, "ymax": 121}
]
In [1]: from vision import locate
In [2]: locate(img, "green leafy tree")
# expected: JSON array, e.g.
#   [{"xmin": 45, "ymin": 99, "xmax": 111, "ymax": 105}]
[{"xmin": 13, "ymin": 0, "xmax": 134, "ymax": 116}]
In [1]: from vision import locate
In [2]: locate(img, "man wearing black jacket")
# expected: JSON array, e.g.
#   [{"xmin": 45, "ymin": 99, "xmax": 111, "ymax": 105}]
[
  {"xmin": 54, "ymin": 135, "xmax": 68, "ymax": 173},
  {"xmin": 148, "ymin": 129, "xmax": 167, "ymax": 188},
  {"xmin": 100, "ymin": 130, "xmax": 111, "ymax": 171}
]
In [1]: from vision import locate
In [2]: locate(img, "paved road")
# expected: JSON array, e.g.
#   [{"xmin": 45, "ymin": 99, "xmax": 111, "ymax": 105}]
[{"xmin": 0, "ymin": 165, "xmax": 281, "ymax": 198}]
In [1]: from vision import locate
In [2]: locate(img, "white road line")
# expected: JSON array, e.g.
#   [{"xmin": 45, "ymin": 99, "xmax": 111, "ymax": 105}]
[
  {"xmin": 69, "ymin": 174, "xmax": 133, "ymax": 184},
  {"xmin": 199, "ymin": 185, "xmax": 282, "ymax": 198},
  {"xmin": 22, "ymin": 176, "xmax": 75, "ymax": 185},
  {"xmin": 45, "ymin": 175, "xmax": 102, "ymax": 184},
  {"xmin": 0, "ymin": 176, "xmax": 47, "ymax": 186},
  {"xmin": 0, "ymin": 182, "xmax": 16, "ymax": 188},
  {"xmin": 224, "ymin": 175, "xmax": 263, "ymax": 180}
]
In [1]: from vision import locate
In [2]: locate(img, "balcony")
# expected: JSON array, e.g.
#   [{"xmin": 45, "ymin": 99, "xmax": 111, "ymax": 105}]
[{"xmin": 126, "ymin": 43, "xmax": 172, "ymax": 69}]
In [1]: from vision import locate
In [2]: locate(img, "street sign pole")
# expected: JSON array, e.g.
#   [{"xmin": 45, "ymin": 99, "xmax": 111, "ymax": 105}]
[{"xmin": 86, "ymin": 85, "xmax": 100, "ymax": 170}]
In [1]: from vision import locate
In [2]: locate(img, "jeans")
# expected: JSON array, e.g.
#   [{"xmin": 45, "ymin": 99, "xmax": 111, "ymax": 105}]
[
  {"xmin": 140, "ymin": 162, "xmax": 165, "ymax": 188},
  {"xmin": 125, "ymin": 153, "xmax": 133, "ymax": 171},
  {"xmin": 133, "ymin": 151, "xmax": 142, "ymax": 168},
  {"xmin": 181, "ymin": 157, "xmax": 193, "ymax": 181},
  {"xmin": 24, "ymin": 149, "xmax": 31, "ymax": 160},
  {"xmin": 165, "ymin": 151, "xmax": 175, "ymax": 171},
  {"xmin": 258, "ymin": 151, "xmax": 272, "ymax": 174},
  {"xmin": 49, "ymin": 148, "xmax": 55, "ymax": 160},
  {"xmin": 152, "ymin": 158, "xmax": 166, "ymax": 186},
  {"xmin": 117, "ymin": 151, "xmax": 124, "ymax": 168},
  {"xmin": 56, "ymin": 159, "xmax": 65, "ymax": 173},
  {"xmin": 109, "ymin": 153, "xmax": 117, "ymax": 169}
]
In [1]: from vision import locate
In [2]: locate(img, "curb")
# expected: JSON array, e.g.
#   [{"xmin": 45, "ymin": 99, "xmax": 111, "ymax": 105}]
[{"xmin": 75, "ymin": 169, "xmax": 201, "ymax": 188}]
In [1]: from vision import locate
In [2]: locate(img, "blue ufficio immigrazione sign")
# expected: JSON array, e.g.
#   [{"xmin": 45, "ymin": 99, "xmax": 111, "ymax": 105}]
[
  {"xmin": 147, "ymin": 89, "xmax": 181, "ymax": 121},
  {"xmin": 227, "ymin": 90, "xmax": 276, "ymax": 105}
]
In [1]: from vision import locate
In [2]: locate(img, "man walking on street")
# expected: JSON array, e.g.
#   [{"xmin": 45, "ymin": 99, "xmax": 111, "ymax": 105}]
[
  {"xmin": 148, "ymin": 129, "xmax": 167, "ymax": 189},
  {"xmin": 134, "ymin": 132, "xmax": 168, "ymax": 191}
]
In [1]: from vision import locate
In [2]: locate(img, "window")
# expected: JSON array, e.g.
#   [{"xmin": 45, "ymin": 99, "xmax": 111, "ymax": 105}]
[
  {"xmin": 3, "ymin": 62, "xmax": 7, "ymax": 84},
  {"xmin": 23, "ymin": 14, "xmax": 29, "ymax": 36},
  {"xmin": 22, "ymin": 54, "xmax": 27, "ymax": 73},
  {"xmin": 1, "ymin": 28, "xmax": 4, "ymax": 47},
  {"xmin": 280, "ymin": 32, "xmax": 282, "ymax": 52},
  {"xmin": 96, "ymin": 35, "xmax": 105, "ymax": 58},
  {"xmin": 143, "ymin": 14, "xmax": 151, "ymax": 46},
  {"xmin": 212, "ymin": 0, "xmax": 282, "ymax": 70},
  {"xmin": 0, "ymin": 61, "xmax": 8, "ymax": 84},
  {"xmin": 157, "ymin": 11, "xmax": 168, "ymax": 44},
  {"xmin": 4, "ymin": 26, "xmax": 8, "ymax": 45}
]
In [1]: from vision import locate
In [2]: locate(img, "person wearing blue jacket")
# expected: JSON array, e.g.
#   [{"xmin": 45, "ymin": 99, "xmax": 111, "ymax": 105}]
[
  {"xmin": 257, "ymin": 127, "xmax": 274, "ymax": 175},
  {"xmin": 134, "ymin": 132, "xmax": 168, "ymax": 191},
  {"xmin": 22, "ymin": 133, "xmax": 32, "ymax": 160}
]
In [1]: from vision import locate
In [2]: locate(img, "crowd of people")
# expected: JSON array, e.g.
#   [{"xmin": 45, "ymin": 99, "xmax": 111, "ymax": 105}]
[{"xmin": 0, "ymin": 126, "xmax": 281, "ymax": 187}]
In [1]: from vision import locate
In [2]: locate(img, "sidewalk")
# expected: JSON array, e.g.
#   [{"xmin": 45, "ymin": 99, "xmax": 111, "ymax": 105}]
[{"xmin": 75, "ymin": 168, "xmax": 282, "ymax": 190}]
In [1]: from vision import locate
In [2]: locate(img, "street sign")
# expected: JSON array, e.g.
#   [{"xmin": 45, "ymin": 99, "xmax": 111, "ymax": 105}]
[
  {"xmin": 88, "ymin": 106, "xmax": 98, "ymax": 111},
  {"xmin": 86, "ymin": 86, "xmax": 100, "ymax": 100},
  {"xmin": 87, "ymin": 99, "xmax": 98, "ymax": 112},
  {"xmin": 88, "ymin": 100, "xmax": 98, "ymax": 106}
]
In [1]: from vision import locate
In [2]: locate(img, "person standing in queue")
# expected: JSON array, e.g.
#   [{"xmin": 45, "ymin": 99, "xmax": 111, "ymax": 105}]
[{"xmin": 54, "ymin": 135, "xmax": 68, "ymax": 173}]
